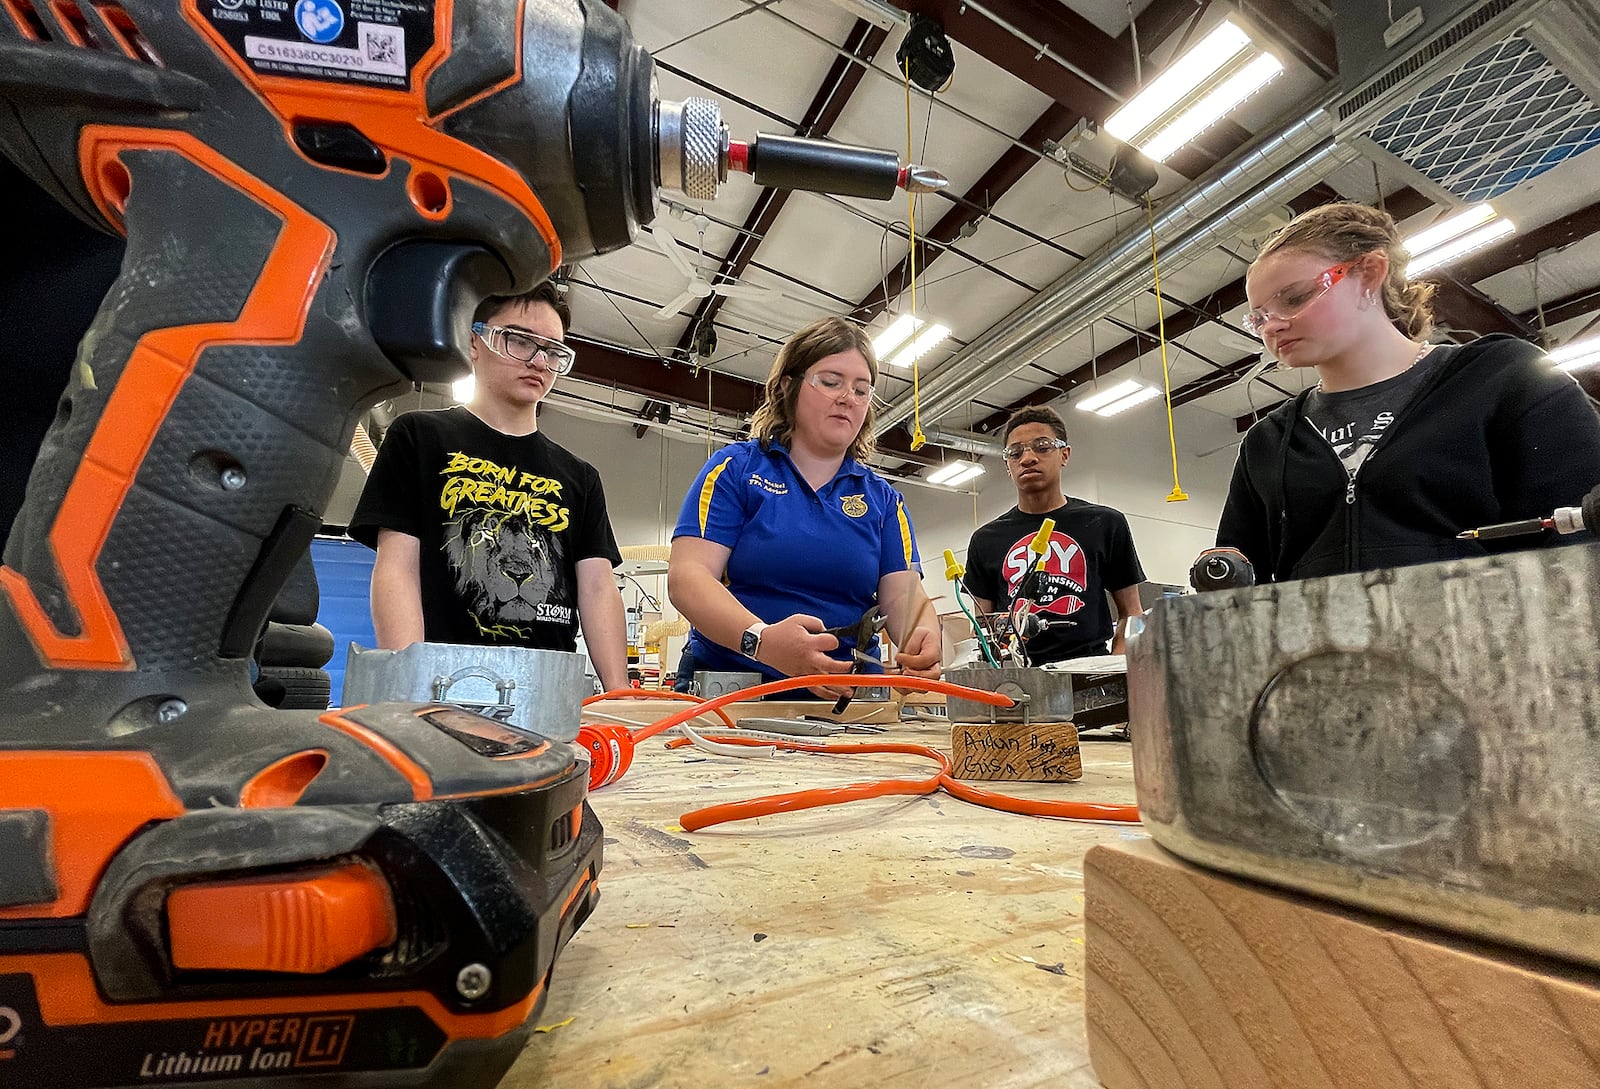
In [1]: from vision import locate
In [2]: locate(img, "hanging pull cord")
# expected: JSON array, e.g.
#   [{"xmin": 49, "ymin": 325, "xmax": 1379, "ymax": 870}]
[
  {"xmin": 904, "ymin": 57, "xmax": 927, "ymax": 451},
  {"xmin": 1146, "ymin": 197, "xmax": 1187, "ymax": 503}
]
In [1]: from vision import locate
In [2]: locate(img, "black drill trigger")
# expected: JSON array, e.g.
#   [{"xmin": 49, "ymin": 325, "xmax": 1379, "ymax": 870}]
[{"xmin": 366, "ymin": 240, "xmax": 514, "ymax": 384}]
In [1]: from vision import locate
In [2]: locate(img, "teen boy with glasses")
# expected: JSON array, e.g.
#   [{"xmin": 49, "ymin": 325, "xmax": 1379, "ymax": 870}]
[
  {"xmin": 349, "ymin": 281, "xmax": 629, "ymax": 691},
  {"xmin": 962, "ymin": 406, "xmax": 1146, "ymax": 663}
]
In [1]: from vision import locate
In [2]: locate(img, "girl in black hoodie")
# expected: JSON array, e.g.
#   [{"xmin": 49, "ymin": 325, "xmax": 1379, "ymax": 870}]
[{"xmin": 1217, "ymin": 202, "xmax": 1600, "ymax": 582}]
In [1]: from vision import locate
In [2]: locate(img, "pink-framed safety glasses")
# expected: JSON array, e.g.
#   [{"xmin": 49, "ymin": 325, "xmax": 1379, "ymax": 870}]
[{"xmin": 1240, "ymin": 261, "xmax": 1354, "ymax": 336}]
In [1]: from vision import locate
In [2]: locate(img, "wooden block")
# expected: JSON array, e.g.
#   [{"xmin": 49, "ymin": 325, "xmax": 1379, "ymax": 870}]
[
  {"xmin": 950, "ymin": 721, "xmax": 1081, "ymax": 781},
  {"xmin": 1084, "ymin": 839, "xmax": 1600, "ymax": 1089}
]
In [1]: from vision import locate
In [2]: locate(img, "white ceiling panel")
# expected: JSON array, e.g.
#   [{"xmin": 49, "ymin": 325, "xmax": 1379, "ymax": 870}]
[
  {"xmin": 747, "ymin": 189, "xmax": 914, "ymax": 302},
  {"xmin": 1478, "ymin": 229, "xmax": 1600, "ymax": 316},
  {"xmin": 640, "ymin": 3, "xmax": 857, "ymax": 124}
]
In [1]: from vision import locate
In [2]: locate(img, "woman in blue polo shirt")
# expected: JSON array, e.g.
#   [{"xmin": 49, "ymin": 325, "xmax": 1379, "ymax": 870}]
[{"xmin": 668, "ymin": 316, "xmax": 942, "ymax": 698}]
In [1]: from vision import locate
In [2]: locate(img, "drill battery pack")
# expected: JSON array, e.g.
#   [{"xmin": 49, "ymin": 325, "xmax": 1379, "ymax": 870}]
[{"xmin": 0, "ymin": 702, "xmax": 600, "ymax": 1088}]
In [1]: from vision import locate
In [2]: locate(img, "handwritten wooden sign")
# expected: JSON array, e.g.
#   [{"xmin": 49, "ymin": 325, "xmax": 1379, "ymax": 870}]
[{"xmin": 951, "ymin": 721, "xmax": 1082, "ymax": 782}]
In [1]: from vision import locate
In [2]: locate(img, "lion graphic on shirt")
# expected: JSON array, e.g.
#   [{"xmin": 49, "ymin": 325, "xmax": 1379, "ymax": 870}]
[{"xmin": 443, "ymin": 506, "xmax": 567, "ymax": 635}]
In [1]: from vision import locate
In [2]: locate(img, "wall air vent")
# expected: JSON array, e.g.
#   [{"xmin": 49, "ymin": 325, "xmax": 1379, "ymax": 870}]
[
  {"xmin": 1368, "ymin": 34, "xmax": 1600, "ymax": 201},
  {"xmin": 1337, "ymin": 0, "xmax": 1519, "ymax": 121}
]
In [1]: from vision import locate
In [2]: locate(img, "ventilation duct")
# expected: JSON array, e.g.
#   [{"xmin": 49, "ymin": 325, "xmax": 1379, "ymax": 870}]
[{"xmin": 875, "ymin": 102, "xmax": 1352, "ymax": 434}]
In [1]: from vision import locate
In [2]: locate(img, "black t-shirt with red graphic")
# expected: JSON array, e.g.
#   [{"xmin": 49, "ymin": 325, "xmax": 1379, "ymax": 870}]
[{"xmin": 963, "ymin": 498, "xmax": 1145, "ymax": 664}]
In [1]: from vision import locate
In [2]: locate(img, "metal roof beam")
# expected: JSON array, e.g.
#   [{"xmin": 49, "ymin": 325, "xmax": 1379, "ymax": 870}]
[
  {"xmin": 851, "ymin": 0, "xmax": 1235, "ymax": 331},
  {"xmin": 567, "ymin": 335, "xmax": 946, "ymax": 466},
  {"xmin": 1524, "ymin": 284, "xmax": 1600, "ymax": 329},
  {"xmin": 672, "ymin": 19, "xmax": 890, "ymax": 357},
  {"xmin": 963, "ymin": 187, "xmax": 1437, "ymax": 431},
  {"xmin": 1444, "ymin": 199, "xmax": 1600, "ymax": 287},
  {"xmin": 1235, "ymin": 0, "xmax": 1336, "ymax": 79}
]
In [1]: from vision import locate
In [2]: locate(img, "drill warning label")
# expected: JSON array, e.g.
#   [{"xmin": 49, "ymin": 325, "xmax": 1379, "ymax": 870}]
[
  {"xmin": 0, "ymin": 975, "xmax": 447, "ymax": 1087},
  {"xmin": 204, "ymin": 0, "xmax": 435, "ymax": 90}
]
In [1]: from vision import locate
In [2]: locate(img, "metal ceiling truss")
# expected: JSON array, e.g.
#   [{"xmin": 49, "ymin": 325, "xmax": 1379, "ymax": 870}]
[
  {"xmin": 585, "ymin": 0, "xmax": 1207, "ymax": 466},
  {"xmin": 564, "ymin": 335, "xmax": 946, "ymax": 469}
]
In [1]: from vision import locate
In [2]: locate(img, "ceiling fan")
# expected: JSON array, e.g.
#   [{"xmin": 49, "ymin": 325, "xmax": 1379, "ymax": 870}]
[{"xmin": 647, "ymin": 220, "xmax": 778, "ymax": 319}]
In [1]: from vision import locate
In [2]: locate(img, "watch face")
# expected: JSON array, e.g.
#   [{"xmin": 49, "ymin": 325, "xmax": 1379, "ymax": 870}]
[{"xmin": 741, "ymin": 630, "xmax": 758, "ymax": 656}]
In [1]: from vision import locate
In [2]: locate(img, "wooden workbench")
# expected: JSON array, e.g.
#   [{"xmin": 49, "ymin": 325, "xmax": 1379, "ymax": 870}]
[{"xmin": 509, "ymin": 720, "xmax": 1138, "ymax": 1089}]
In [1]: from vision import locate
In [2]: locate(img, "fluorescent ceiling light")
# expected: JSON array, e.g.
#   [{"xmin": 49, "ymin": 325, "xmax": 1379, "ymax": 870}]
[
  {"xmin": 1075, "ymin": 378, "xmax": 1144, "ymax": 413},
  {"xmin": 1138, "ymin": 52, "xmax": 1283, "ymax": 163},
  {"xmin": 1406, "ymin": 217, "xmax": 1516, "ymax": 277},
  {"xmin": 927, "ymin": 460, "xmax": 985, "ymax": 486},
  {"xmin": 1550, "ymin": 336, "xmax": 1600, "ymax": 371},
  {"xmin": 1548, "ymin": 356, "xmax": 1600, "ymax": 377},
  {"xmin": 885, "ymin": 323, "xmax": 951, "ymax": 368},
  {"xmin": 873, "ymin": 314, "xmax": 922, "ymax": 359},
  {"xmin": 1403, "ymin": 204, "xmax": 1497, "ymax": 257},
  {"xmin": 1094, "ymin": 384, "xmax": 1164, "ymax": 416},
  {"xmin": 452, "ymin": 375, "xmax": 475, "ymax": 403},
  {"xmin": 1105, "ymin": 19, "xmax": 1253, "ymax": 144}
]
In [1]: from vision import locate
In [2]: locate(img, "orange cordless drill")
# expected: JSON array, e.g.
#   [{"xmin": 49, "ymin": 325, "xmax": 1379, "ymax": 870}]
[{"xmin": 0, "ymin": 2, "xmax": 942, "ymax": 1086}]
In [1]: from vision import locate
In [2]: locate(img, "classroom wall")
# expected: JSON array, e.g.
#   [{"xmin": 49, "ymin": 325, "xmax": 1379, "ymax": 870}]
[
  {"xmin": 904, "ymin": 399, "xmax": 1243, "ymax": 590},
  {"xmin": 531, "ymin": 396, "xmax": 1242, "ymax": 592},
  {"xmin": 324, "ymin": 397, "xmax": 1244, "ymax": 674}
]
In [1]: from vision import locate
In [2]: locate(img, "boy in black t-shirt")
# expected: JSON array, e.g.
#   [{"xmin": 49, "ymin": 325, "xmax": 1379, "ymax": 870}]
[
  {"xmin": 349, "ymin": 282, "xmax": 628, "ymax": 691},
  {"xmin": 964, "ymin": 407, "xmax": 1145, "ymax": 664}
]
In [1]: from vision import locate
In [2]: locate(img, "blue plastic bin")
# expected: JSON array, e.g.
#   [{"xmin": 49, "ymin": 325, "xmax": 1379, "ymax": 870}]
[{"xmin": 310, "ymin": 535, "xmax": 376, "ymax": 705}]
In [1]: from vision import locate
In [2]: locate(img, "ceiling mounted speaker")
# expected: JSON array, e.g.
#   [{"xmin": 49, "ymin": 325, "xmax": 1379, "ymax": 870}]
[
  {"xmin": 1107, "ymin": 146, "xmax": 1159, "ymax": 200},
  {"xmin": 896, "ymin": 15, "xmax": 955, "ymax": 92}
]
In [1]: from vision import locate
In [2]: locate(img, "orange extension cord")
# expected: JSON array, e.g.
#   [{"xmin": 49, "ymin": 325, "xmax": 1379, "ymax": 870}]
[
  {"xmin": 577, "ymin": 676, "xmax": 1006, "ymax": 788},
  {"xmin": 581, "ymin": 676, "xmax": 1142, "ymax": 829},
  {"xmin": 583, "ymin": 688, "xmax": 739, "ymax": 730},
  {"xmin": 628, "ymin": 674, "xmax": 1008, "ymax": 743},
  {"xmin": 666, "ymin": 733, "xmax": 1141, "ymax": 830}
]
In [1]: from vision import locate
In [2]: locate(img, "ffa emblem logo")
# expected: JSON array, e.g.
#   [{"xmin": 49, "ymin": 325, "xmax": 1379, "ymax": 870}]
[{"xmin": 840, "ymin": 494, "xmax": 868, "ymax": 518}]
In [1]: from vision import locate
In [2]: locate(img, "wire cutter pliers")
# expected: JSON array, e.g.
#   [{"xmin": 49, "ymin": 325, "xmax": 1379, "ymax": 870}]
[
  {"xmin": 822, "ymin": 607, "xmax": 889, "ymax": 713},
  {"xmin": 825, "ymin": 607, "xmax": 887, "ymax": 668}
]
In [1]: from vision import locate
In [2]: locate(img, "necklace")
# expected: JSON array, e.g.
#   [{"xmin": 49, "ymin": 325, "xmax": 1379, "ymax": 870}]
[{"xmin": 1316, "ymin": 340, "xmax": 1434, "ymax": 393}]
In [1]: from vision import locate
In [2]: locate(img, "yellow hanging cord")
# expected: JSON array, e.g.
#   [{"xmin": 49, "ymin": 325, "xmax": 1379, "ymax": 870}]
[
  {"xmin": 904, "ymin": 57, "xmax": 927, "ymax": 451},
  {"xmin": 1145, "ymin": 197, "xmax": 1187, "ymax": 503}
]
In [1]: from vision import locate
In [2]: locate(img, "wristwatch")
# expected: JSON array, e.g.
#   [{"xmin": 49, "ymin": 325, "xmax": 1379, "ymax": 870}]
[{"xmin": 739, "ymin": 622, "xmax": 767, "ymax": 660}]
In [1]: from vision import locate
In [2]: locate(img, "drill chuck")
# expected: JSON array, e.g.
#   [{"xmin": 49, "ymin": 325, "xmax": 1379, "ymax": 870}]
[
  {"xmin": 655, "ymin": 97, "xmax": 728, "ymax": 201},
  {"xmin": 653, "ymin": 97, "xmax": 949, "ymax": 204},
  {"xmin": 1552, "ymin": 485, "xmax": 1600, "ymax": 538}
]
